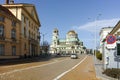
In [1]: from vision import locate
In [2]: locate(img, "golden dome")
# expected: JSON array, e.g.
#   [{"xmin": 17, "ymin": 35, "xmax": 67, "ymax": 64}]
[{"xmin": 67, "ymin": 30, "xmax": 76, "ymax": 35}]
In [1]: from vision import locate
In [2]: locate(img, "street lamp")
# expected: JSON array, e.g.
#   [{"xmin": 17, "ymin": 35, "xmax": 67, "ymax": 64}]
[
  {"xmin": 87, "ymin": 14, "xmax": 102, "ymax": 55},
  {"xmin": 40, "ymin": 33, "xmax": 47, "ymax": 45},
  {"xmin": 94, "ymin": 14, "xmax": 102, "ymax": 59}
]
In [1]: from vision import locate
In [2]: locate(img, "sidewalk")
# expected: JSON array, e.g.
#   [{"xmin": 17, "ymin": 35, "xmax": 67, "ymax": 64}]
[{"xmin": 94, "ymin": 57, "xmax": 117, "ymax": 80}]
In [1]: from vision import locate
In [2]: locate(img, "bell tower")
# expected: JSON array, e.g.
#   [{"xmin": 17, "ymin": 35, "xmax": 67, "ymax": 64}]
[{"xmin": 52, "ymin": 28, "xmax": 59, "ymax": 46}]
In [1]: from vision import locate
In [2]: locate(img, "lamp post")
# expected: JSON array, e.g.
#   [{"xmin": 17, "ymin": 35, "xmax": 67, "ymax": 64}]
[
  {"xmin": 87, "ymin": 14, "xmax": 101, "ymax": 56},
  {"xmin": 40, "ymin": 33, "xmax": 47, "ymax": 53},
  {"xmin": 94, "ymin": 14, "xmax": 101, "ymax": 59},
  {"xmin": 40, "ymin": 33, "xmax": 47, "ymax": 45}
]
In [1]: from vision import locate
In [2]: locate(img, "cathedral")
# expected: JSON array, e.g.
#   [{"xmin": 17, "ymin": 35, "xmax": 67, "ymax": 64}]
[{"xmin": 50, "ymin": 28, "xmax": 85, "ymax": 54}]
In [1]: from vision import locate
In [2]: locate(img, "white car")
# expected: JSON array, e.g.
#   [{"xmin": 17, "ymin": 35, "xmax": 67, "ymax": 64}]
[{"xmin": 71, "ymin": 54, "xmax": 78, "ymax": 59}]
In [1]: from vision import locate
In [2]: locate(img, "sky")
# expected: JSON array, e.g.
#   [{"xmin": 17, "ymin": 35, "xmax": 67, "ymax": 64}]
[{"xmin": 1, "ymin": 0, "xmax": 120, "ymax": 49}]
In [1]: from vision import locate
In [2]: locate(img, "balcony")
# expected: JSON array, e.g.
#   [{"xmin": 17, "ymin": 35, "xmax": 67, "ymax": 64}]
[{"xmin": 11, "ymin": 37, "xmax": 16, "ymax": 42}]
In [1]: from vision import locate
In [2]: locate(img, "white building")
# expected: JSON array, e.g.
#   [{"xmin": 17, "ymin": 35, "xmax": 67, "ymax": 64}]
[
  {"xmin": 50, "ymin": 28, "xmax": 85, "ymax": 54},
  {"xmin": 100, "ymin": 21, "xmax": 120, "ymax": 69},
  {"xmin": 99, "ymin": 27, "xmax": 113, "ymax": 53}
]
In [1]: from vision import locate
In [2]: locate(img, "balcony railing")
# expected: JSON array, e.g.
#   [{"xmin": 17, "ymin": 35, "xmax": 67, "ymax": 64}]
[{"xmin": 11, "ymin": 37, "xmax": 16, "ymax": 42}]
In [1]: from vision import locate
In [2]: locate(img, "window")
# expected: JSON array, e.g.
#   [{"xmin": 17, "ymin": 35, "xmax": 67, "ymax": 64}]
[
  {"xmin": 34, "ymin": 33, "xmax": 35, "ymax": 39},
  {"xmin": 29, "ymin": 21, "xmax": 30, "ymax": 27},
  {"xmin": 24, "ymin": 28, "xmax": 26, "ymax": 37},
  {"xmin": 24, "ymin": 43, "xmax": 26, "ymax": 50},
  {"xmin": 29, "ymin": 31, "xmax": 30, "ymax": 38},
  {"xmin": 0, "ymin": 25, "xmax": 4, "ymax": 37},
  {"xmin": 11, "ymin": 29, "xmax": 16, "ymax": 39},
  {"xmin": 0, "ymin": 16, "xmax": 4, "ymax": 22},
  {"xmin": 0, "ymin": 44, "xmax": 4, "ymax": 55},
  {"xmin": 32, "ymin": 33, "xmax": 34, "ymax": 39},
  {"xmin": 12, "ymin": 21, "xmax": 16, "ymax": 27},
  {"xmin": 12, "ymin": 46, "xmax": 16, "ymax": 56},
  {"xmin": 117, "ymin": 43, "xmax": 120, "ymax": 56}
]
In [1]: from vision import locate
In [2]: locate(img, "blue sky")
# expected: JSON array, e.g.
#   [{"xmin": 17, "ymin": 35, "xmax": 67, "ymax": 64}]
[{"xmin": 1, "ymin": 0, "xmax": 120, "ymax": 49}]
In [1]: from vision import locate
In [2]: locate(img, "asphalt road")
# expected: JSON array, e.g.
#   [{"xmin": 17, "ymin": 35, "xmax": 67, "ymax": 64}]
[{"xmin": 0, "ymin": 54, "xmax": 86, "ymax": 80}]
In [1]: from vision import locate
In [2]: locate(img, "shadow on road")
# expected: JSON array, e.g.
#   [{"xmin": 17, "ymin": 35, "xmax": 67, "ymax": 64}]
[{"xmin": 0, "ymin": 56, "xmax": 52, "ymax": 66}]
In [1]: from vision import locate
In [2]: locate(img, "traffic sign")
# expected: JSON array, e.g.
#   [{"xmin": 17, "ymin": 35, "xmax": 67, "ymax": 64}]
[{"xmin": 106, "ymin": 35, "xmax": 116, "ymax": 44}]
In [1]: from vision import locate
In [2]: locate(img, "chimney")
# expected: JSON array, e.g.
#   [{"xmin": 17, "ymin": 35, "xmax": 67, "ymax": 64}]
[
  {"xmin": 5, "ymin": 0, "xmax": 9, "ymax": 4},
  {"xmin": 10, "ymin": 0, "xmax": 14, "ymax": 4}
]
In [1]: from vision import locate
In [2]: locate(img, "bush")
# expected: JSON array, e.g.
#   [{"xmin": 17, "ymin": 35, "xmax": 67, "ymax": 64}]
[
  {"xmin": 103, "ymin": 68, "xmax": 120, "ymax": 78},
  {"xmin": 96, "ymin": 51, "xmax": 102, "ymax": 60}
]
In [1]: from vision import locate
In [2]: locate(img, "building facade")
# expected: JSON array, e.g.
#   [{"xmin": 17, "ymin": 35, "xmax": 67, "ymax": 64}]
[
  {"xmin": 0, "ymin": 5, "xmax": 21, "ymax": 59},
  {"xmin": 50, "ymin": 28, "xmax": 85, "ymax": 54},
  {"xmin": 99, "ymin": 27, "xmax": 113, "ymax": 53},
  {"xmin": 3, "ymin": 0, "xmax": 41, "ymax": 57},
  {"xmin": 100, "ymin": 21, "xmax": 120, "ymax": 69}
]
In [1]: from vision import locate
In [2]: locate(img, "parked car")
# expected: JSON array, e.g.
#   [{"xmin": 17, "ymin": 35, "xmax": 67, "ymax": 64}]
[{"xmin": 70, "ymin": 53, "xmax": 78, "ymax": 59}]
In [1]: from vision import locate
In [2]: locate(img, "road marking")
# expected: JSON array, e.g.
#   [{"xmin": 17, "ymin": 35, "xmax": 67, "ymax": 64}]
[
  {"xmin": 53, "ymin": 56, "xmax": 87, "ymax": 80},
  {"xmin": 0, "ymin": 58, "xmax": 69, "ymax": 76}
]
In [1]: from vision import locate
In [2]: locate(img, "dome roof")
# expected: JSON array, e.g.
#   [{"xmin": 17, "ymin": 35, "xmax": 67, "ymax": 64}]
[{"xmin": 67, "ymin": 30, "xmax": 76, "ymax": 35}]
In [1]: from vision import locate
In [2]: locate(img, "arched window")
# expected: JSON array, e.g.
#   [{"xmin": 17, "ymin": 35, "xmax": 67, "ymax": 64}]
[
  {"xmin": 11, "ymin": 29, "xmax": 16, "ymax": 39},
  {"xmin": 12, "ymin": 21, "xmax": 16, "ymax": 27},
  {"xmin": 0, "ymin": 25, "xmax": 4, "ymax": 37},
  {"xmin": 24, "ymin": 27, "xmax": 26, "ymax": 37}
]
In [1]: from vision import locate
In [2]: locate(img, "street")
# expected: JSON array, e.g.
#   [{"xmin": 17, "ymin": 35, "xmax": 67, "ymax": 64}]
[{"xmin": 0, "ymin": 55, "xmax": 99, "ymax": 80}]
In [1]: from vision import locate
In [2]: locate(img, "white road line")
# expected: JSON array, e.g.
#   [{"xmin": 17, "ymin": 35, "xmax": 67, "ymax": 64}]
[
  {"xmin": 0, "ymin": 58, "xmax": 68, "ymax": 76},
  {"xmin": 53, "ymin": 56, "xmax": 87, "ymax": 80}
]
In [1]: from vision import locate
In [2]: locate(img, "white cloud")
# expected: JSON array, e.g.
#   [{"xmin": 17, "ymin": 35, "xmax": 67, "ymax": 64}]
[
  {"xmin": 72, "ymin": 18, "xmax": 120, "ymax": 49},
  {"xmin": 75, "ymin": 18, "xmax": 120, "ymax": 33}
]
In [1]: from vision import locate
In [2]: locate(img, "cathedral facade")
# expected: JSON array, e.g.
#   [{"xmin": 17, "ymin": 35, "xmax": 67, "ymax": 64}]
[{"xmin": 50, "ymin": 28, "xmax": 85, "ymax": 54}]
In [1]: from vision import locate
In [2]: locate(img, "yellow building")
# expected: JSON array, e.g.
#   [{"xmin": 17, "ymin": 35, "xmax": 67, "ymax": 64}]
[
  {"xmin": 0, "ymin": 5, "xmax": 21, "ymax": 59},
  {"xmin": 1, "ymin": 0, "xmax": 41, "ymax": 58}
]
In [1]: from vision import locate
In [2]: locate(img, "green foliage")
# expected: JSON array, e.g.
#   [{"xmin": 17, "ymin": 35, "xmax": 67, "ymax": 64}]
[
  {"xmin": 96, "ymin": 51, "xmax": 102, "ymax": 60},
  {"xmin": 103, "ymin": 68, "xmax": 120, "ymax": 78}
]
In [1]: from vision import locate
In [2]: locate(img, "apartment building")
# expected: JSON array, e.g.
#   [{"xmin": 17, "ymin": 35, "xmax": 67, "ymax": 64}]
[{"xmin": 0, "ymin": 5, "xmax": 20, "ymax": 59}]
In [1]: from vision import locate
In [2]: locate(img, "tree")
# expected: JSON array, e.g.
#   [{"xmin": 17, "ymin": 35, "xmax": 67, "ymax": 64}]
[
  {"xmin": 83, "ymin": 47, "xmax": 86, "ymax": 50},
  {"xmin": 40, "ymin": 41, "xmax": 50, "ymax": 53}
]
